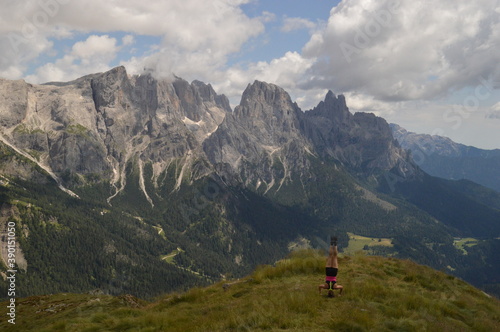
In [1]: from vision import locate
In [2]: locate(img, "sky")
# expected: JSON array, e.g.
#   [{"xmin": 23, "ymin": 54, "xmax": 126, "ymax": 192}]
[{"xmin": 1, "ymin": 0, "xmax": 500, "ymax": 149}]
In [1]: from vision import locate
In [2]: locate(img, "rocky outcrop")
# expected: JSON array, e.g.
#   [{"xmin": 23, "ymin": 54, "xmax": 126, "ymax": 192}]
[{"xmin": 0, "ymin": 203, "xmax": 28, "ymax": 272}]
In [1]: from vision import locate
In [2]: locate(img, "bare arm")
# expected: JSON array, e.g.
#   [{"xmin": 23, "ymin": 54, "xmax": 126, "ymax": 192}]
[
  {"xmin": 318, "ymin": 283, "xmax": 328, "ymax": 294},
  {"xmin": 335, "ymin": 284, "xmax": 343, "ymax": 295}
]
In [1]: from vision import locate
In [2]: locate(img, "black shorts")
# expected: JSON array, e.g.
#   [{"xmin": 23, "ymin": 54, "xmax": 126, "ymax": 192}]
[
  {"xmin": 326, "ymin": 267, "xmax": 338, "ymax": 277},
  {"xmin": 325, "ymin": 267, "xmax": 338, "ymax": 286}
]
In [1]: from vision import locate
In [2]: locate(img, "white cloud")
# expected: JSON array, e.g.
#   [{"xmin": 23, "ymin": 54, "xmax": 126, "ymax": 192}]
[
  {"xmin": 486, "ymin": 101, "xmax": 500, "ymax": 119},
  {"xmin": 25, "ymin": 35, "xmax": 119, "ymax": 83},
  {"xmin": 260, "ymin": 11, "xmax": 277, "ymax": 23},
  {"xmin": 207, "ymin": 51, "xmax": 319, "ymax": 107},
  {"xmin": 0, "ymin": 0, "xmax": 265, "ymax": 83},
  {"xmin": 281, "ymin": 17, "xmax": 317, "ymax": 33},
  {"xmin": 122, "ymin": 34, "xmax": 135, "ymax": 46},
  {"xmin": 71, "ymin": 35, "xmax": 118, "ymax": 60},
  {"xmin": 0, "ymin": 64, "xmax": 25, "ymax": 80},
  {"xmin": 301, "ymin": 0, "xmax": 500, "ymax": 102},
  {"xmin": 491, "ymin": 101, "xmax": 500, "ymax": 112}
]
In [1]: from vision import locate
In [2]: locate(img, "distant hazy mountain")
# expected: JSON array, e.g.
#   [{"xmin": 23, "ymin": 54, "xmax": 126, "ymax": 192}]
[{"xmin": 391, "ymin": 124, "xmax": 500, "ymax": 193}]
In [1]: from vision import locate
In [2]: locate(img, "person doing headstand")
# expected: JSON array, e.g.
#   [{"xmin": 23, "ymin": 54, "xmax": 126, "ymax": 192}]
[{"xmin": 319, "ymin": 236, "xmax": 343, "ymax": 297}]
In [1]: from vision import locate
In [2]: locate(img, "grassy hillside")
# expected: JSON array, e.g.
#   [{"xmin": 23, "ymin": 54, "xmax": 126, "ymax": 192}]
[{"xmin": 2, "ymin": 250, "xmax": 499, "ymax": 332}]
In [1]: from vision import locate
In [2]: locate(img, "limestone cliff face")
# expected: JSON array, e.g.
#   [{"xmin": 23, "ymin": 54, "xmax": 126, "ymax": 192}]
[
  {"xmin": 0, "ymin": 66, "xmax": 230, "ymax": 202},
  {"xmin": 0, "ymin": 67, "xmax": 416, "ymax": 200},
  {"xmin": 203, "ymin": 81, "xmax": 313, "ymax": 190},
  {"xmin": 0, "ymin": 73, "xmax": 110, "ymax": 192},
  {"xmin": 0, "ymin": 79, "xmax": 29, "ymax": 128},
  {"xmin": 302, "ymin": 91, "xmax": 415, "ymax": 176}
]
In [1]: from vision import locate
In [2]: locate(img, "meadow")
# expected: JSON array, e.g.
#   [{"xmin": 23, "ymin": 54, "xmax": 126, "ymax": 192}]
[
  {"xmin": 2, "ymin": 249, "xmax": 499, "ymax": 331},
  {"xmin": 343, "ymin": 232, "xmax": 394, "ymax": 255}
]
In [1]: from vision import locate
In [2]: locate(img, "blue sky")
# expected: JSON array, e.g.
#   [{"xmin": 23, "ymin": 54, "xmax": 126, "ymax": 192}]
[
  {"xmin": 1, "ymin": 0, "xmax": 499, "ymax": 149},
  {"xmin": 236, "ymin": 0, "xmax": 337, "ymax": 63}
]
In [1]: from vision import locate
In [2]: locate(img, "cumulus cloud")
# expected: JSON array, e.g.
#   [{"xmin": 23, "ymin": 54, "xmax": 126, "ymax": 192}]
[
  {"xmin": 72, "ymin": 35, "xmax": 118, "ymax": 60},
  {"xmin": 491, "ymin": 102, "xmax": 500, "ymax": 111},
  {"xmin": 301, "ymin": 0, "xmax": 500, "ymax": 102},
  {"xmin": 0, "ymin": 35, "xmax": 51, "ymax": 79},
  {"xmin": 25, "ymin": 35, "xmax": 119, "ymax": 83},
  {"xmin": 0, "ymin": 0, "xmax": 73, "ymax": 75},
  {"xmin": 122, "ymin": 35, "xmax": 135, "ymax": 46},
  {"xmin": 281, "ymin": 17, "xmax": 317, "ymax": 33},
  {"xmin": 0, "ymin": 0, "xmax": 265, "ymax": 83},
  {"xmin": 486, "ymin": 101, "xmax": 500, "ymax": 119},
  {"xmin": 206, "ymin": 51, "xmax": 321, "ymax": 107}
]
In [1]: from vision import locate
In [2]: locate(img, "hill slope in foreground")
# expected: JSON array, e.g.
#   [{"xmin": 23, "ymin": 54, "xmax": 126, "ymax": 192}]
[{"xmin": 2, "ymin": 250, "xmax": 499, "ymax": 332}]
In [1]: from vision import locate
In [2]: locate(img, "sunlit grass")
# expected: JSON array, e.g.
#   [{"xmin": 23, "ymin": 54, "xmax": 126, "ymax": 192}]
[
  {"xmin": 2, "ymin": 250, "xmax": 499, "ymax": 331},
  {"xmin": 343, "ymin": 232, "xmax": 393, "ymax": 255},
  {"xmin": 453, "ymin": 237, "xmax": 480, "ymax": 254},
  {"xmin": 160, "ymin": 247, "xmax": 183, "ymax": 264}
]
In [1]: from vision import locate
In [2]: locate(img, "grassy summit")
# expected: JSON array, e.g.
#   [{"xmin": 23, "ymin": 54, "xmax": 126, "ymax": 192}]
[{"xmin": 2, "ymin": 250, "xmax": 499, "ymax": 331}]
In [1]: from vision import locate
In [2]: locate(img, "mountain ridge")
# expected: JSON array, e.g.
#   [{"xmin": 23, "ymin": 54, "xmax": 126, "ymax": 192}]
[
  {"xmin": 0, "ymin": 68, "xmax": 415, "ymax": 194},
  {"xmin": 0, "ymin": 66, "xmax": 499, "ymax": 300},
  {"xmin": 391, "ymin": 123, "xmax": 500, "ymax": 193}
]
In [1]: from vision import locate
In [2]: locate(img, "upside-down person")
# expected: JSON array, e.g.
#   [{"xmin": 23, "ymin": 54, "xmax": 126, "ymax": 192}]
[{"xmin": 319, "ymin": 236, "xmax": 343, "ymax": 297}]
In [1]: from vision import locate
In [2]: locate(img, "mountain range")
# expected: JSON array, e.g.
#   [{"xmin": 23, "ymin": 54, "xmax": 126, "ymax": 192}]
[
  {"xmin": 391, "ymin": 123, "xmax": 500, "ymax": 193},
  {"xmin": 0, "ymin": 66, "xmax": 499, "ymax": 300}
]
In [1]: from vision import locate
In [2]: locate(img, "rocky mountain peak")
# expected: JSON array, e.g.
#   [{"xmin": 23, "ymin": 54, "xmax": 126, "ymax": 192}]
[
  {"xmin": 191, "ymin": 80, "xmax": 232, "ymax": 113},
  {"xmin": 324, "ymin": 90, "xmax": 346, "ymax": 107},
  {"xmin": 231, "ymin": 80, "xmax": 302, "ymax": 143},
  {"xmin": 240, "ymin": 80, "xmax": 291, "ymax": 104},
  {"xmin": 204, "ymin": 80, "xmax": 313, "ymax": 189},
  {"xmin": 172, "ymin": 78, "xmax": 204, "ymax": 122},
  {"xmin": 306, "ymin": 90, "xmax": 351, "ymax": 125},
  {"xmin": 299, "ymin": 90, "xmax": 417, "ymax": 176},
  {"xmin": 90, "ymin": 65, "xmax": 134, "ymax": 113},
  {"xmin": 235, "ymin": 80, "xmax": 300, "ymax": 119},
  {"xmin": 171, "ymin": 78, "xmax": 231, "ymax": 123},
  {"xmin": 91, "ymin": 65, "xmax": 129, "ymax": 89}
]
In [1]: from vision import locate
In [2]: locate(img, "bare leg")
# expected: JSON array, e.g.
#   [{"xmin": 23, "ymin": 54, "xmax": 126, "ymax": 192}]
[{"xmin": 326, "ymin": 243, "xmax": 338, "ymax": 268}]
